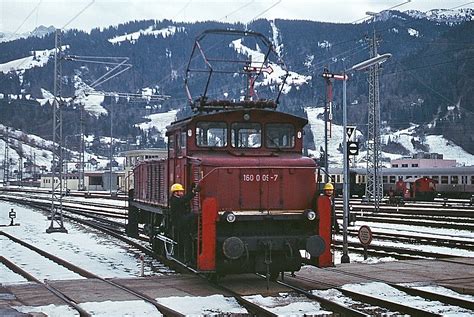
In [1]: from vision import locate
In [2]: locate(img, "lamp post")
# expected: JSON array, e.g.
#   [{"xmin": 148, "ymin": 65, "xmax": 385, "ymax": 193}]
[{"xmin": 341, "ymin": 53, "xmax": 391, "ymax": 264}]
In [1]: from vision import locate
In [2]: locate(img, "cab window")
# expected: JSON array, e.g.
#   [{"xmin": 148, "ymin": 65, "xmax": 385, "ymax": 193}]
[
  {"xmin": 231, "ymin": 122, "xmax": 261, "ymax": 148},
  {"xmin": 265, "ymin": 123, "xmax": 295, "ymax": 148},
  {"xmin": 176, "ymin": 131, "xmax": 187, "ymax": 156},
  {"xmin": 196, "ymin": 122, "xmax": 227, "ymax": 147}
]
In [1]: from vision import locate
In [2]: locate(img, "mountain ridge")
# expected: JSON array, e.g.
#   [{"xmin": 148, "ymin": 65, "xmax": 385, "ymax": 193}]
[{"xmin": 0, "ymin": 10, "xmax": 473, "ymax": 162}]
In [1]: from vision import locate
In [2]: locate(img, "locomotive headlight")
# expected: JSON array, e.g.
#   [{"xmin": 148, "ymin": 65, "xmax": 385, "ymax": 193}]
[
  {"xmin": 304, "ymin": 209, "xmax": 317, "ymax": 221},
  {"xmin": 225, "ymin": 211, "xmax": 236, "ymax": 223}
]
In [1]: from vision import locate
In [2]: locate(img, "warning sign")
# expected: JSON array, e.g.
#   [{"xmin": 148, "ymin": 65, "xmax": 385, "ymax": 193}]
[
  {"xmin": 346, "ymin": 126, "xmax": 356, "ymax": 140},
  {"xmin": 358, "ymin": 225, "xmax": 373, "ymax": 246}
]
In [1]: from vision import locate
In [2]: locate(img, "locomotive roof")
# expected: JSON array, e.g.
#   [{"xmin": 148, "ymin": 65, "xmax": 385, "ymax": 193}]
[{"xmin": 165, "ymin": 108, "xmax": 308, "ymax": 134}]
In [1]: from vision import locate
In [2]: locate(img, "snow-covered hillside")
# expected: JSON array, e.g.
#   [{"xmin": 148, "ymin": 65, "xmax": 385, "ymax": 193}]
[
  {"xmin": 230, "ymin": 38, "xmax": 311, "ymax": 94},
  {"xmin": 0, "ymin": 47, "xmax": 60, "ymax": 76},
  {"xmin": 0, "ymin": 125, "xmax": 111, "ymax": 176},
  {"xmin": 305, "ymin": 107, "xmax": 474, "ymax": 167},
  {"xmin": 108, "ymin": 25, "xmax": 184, "ymax": 44},
  {"xmin": 404, "ymin": 8, "xmax": 474, "ymax": 24},
  {"xmin": 136, "ymin": 109, "xmax": 178, "ymax": 141}
]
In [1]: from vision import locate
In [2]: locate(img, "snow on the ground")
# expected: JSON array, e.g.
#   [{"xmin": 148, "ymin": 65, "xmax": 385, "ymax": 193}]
[
  {"xmin": 80, "ymin": 300, "xmax": 161, "ymax": 317},
  {"xmin": 136, "ymin": 109, "xmax": 178, "ymax": 140},
  {"xmin": 36, "ymin": 88, "xmax": 55, "ymax": 106},
  {"xmin": 306, "ymin": 106, "xmax": 474, "ymax": 167},
  {"xmin": 0, "ymin": 263, "xmax": 27, "ymax": 283},
  {"xmin": 3, "ymin": 200, "xmax": 472, "ymax": 316},
  {"xmin": 270, "ymin": 20, "xmax": 283, "ymax": 56},
  {"xmin": 0, "ymin": 47, "xmax": 62, "ymax": 74},
  {"xmin": 402, "ymin": 284, "xmax": 474, "ymax": 302},
  {"xmin": 351, "ymin": 219, "xmax": 474, "ymax": 242},
  {"xmin": 108, "ymin": 25, "xmax": 184, "ymax": 44},
  {"xmin": 244, "ymin": 293, "xmax": 331, "ymax": 315},
  {"xmin": 231, "ymin": 38, "xmax": 311, "ymax": 94},
  {"xmin": 0, "ymin": 124, "xmax": 55, "ymax": 170},
  {"xmin": 312, "ymin": 288, "xmax": 378, "ymax": 312},
  {"xmin": 336, "ymin": 232, "xmax": 474, "ymax": 258},
  {"xmin": 331, "ymin": 218, "xmax": 474, "ymax": 265},
  {"xmin": 1, "ymin": 234, "xmax": 84, "ymax": 281},
  {"xmin": 0, "ymin": 201, "xmax": 172, "ymax": 283},
  {"xmin": 424, "ymin": 135, "xmax": 474, "ymax": 166},
  {"xmin": 333, "ymin": 249, "xmax": 398, "ymax": 265},
  {"xmin": 343, "ymin": 282, "xmax": 474, "ymax": 316},
  {"xmin": 0, "ymin": 124, "xmax": 114, "ymax": 173},
  {"xmin": 13, "ymin": 303, "xmax": 78, "ymax": 317},
  {"xmin": 306, "ymin": 106, "xmax": 348, "ymax": 166},
  {"xmin": 73, "ymin": 75, "xmax": 107, "ymax": 117},
  {"xmin": 408, "ymin": 28, "xmax": 420, "ymax": 37},
  {"xmin": 156, "ymin": 294, "xmax": 246, "ymax": 315}
]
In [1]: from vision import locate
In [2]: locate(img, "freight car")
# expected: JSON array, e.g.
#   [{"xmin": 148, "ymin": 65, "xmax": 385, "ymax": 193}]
[{"xmin": 126, "ymin": 30, "xmax": 334, "ymax": 279}]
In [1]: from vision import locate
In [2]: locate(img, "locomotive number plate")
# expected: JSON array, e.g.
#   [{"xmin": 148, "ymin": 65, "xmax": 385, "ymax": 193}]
[{"xmin": 242, "ymin": 174, "xmax": 279, "ymax": 182}]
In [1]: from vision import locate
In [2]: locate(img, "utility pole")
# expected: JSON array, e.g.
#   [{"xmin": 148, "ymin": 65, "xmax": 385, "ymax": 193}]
[
  {"xmin": 18, "ymin": 155, "xmax": 23, "ymax": 187},
  {"xmin": 365, "ymin": 30, "xmax": 384, "ymax": 211},
  {"xmin": 47, "ymin": 29, "xmax": 67, "ymax": 233},
  {"xmin": 341, "ymin": 53, "xmax": 392, "ymax": 264},
  {"xmin": 109, "ymin": 99, "xmax": 114, "ymax": 196},
  {"xmin": 2, "ymin": 128, "xmax": 10, "ymax": 186},
  {"xmin": 322, "ymin": 68, "xmax": 334, "ymax": 182},
  {"xmin": 78, "ymin": 104, "xmax": 85, "ymax": 191}
]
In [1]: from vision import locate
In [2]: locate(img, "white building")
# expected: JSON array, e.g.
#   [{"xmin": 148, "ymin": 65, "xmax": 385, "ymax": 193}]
[
  {"xmin": 40, "ymin": 170, "xmax": 125, "ymax": 192},
  {"xmin": 122, "ymin": 148, "xmax": 167, "ymax": 192},
  {"xmin": 391, "ymin": 153, "xmax": 456, "ymax": 168}
]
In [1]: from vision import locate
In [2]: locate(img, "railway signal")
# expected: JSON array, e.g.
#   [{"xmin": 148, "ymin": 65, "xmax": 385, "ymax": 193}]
[{"xmin": 347, "ymin": 141, "xmax": 359, "ymax": 156}]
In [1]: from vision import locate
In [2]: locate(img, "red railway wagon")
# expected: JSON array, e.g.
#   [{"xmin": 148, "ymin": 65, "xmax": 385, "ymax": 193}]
[
  {"xmin": 126, "ymin": 29, "xmax": 334, "ymax": 279},
  {"xmin": 395, "ymin": 176, "xmax": 437, "ymax": 201}
]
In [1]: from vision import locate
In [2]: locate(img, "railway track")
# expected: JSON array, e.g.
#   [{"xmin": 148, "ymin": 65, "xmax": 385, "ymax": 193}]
[
  {"xmin": 213, "ymin": 274, "xmax": 367, "ymax": 316},
  {"xmin": 0, "ymin": 192, "xmax": 128, "ymax": 225},
  {"xmin": 280, "ymin": 268, "xmax": 474, "ymax": 316},
  {"xmin": 0, "ymin": 186, "xmax": 128, "ymax": 201},
  {"xmin": 0, "ymin": 231, "xmax": 188, "ymax": 316},
  {"xmin": 347, "ymin": 229, "xmax": 474, "ymax": 251},
  {"xmin": 2, "ymin": 188, "xmax": 473, "ymax": 261},
  {"xmin": 337, "ymin": 212, "xmax": 474, "ymax": 230},
  {"xmin": 1, "ymin": 230, "xmax": 369, "ymax": 316},
  {"xmin": 2, "ymin": 189, "xmax": 473, "ymax": 315},
  {"xmin": 336, "ymin": 199, "xmax": 474, "ymax": 215}
]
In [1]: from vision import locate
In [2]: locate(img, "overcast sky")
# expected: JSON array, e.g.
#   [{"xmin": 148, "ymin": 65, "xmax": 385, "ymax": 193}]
[{"xmin": 1, "ymin": 0, "xmax": 472, "ymax": 34}]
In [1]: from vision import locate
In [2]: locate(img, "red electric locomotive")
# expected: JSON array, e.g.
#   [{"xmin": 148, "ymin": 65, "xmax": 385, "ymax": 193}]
[{"xmin": 127, "ymin": 30, "xmax": 333, "ymax": 278}]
